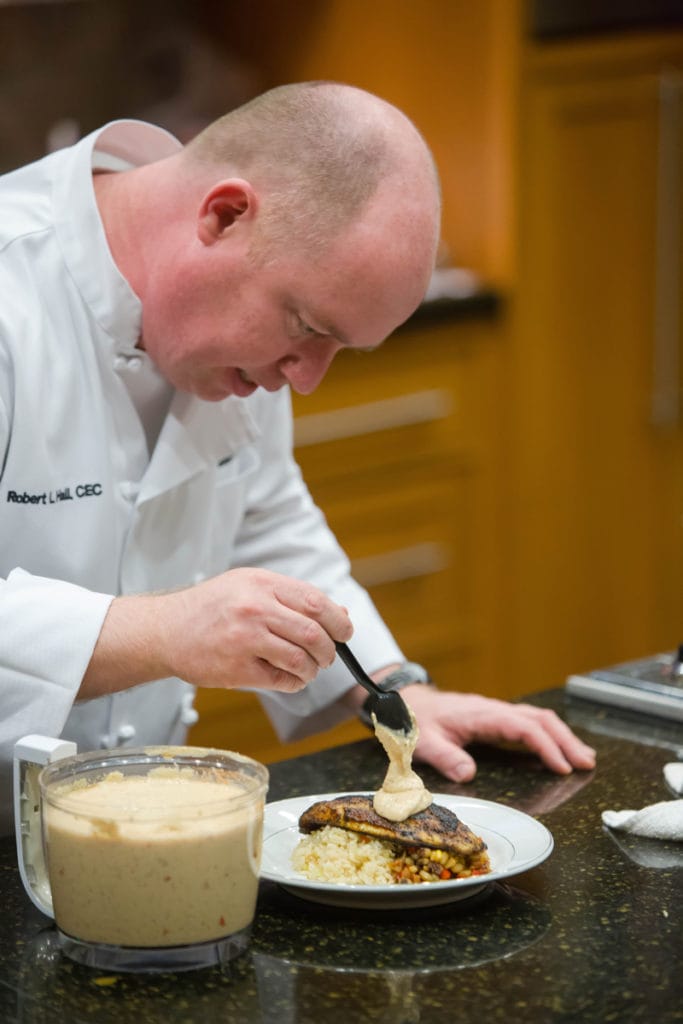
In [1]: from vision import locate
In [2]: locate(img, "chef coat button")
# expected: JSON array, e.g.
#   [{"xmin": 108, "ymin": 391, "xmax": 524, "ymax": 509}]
[
  {"xmin": 117, "ymin": 724, "xmax": 136, "ymax": 743},
  {"xmin": 180, "ymin": 694, "xmax": 199, "ymax": 726},
  {"xmin": 120, "ymin": 481, "xmax": 139, "ymax": 502},
  {"xmin": 127, "ymin": 356, "xmax": 142, "ymax": 371},
  {"xmin": 181, "ymin": 706, "xmax": 199, "ymax": 726},
  {"xmin": 114, "ymin": 355, "xmax": 127, "ymax": 371}
]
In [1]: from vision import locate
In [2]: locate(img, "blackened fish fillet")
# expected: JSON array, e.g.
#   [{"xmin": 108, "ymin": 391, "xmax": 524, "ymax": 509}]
[{"xmin": 299, "ymin": 794, "xmax": 486, "ymax": 856}]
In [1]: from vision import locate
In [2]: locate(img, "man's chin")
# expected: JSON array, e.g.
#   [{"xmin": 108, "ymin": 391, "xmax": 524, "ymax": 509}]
[
  {"xmin": 196, "ymin": 385, "xmax": 235, "ymax": 402},
  {"xmin": 177, "ymin": 377, "xmax": 234, "ymax": 402},
  {"xmin": 177, "ymin": 369, "xmax": 254, "ymax": 402}
]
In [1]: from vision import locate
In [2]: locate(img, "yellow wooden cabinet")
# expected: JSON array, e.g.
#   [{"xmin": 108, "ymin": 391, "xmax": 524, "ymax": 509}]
[
  {"xmin": 505, "ymin": 32, "xmax": 683, "ymax": 693},
  {"xmin": 190, "ymin": 15, "xmax": 683, "ymax": 760},
  {"xmin": 292, "ymin": 306, "xmax": 504, "ymax": 691}
]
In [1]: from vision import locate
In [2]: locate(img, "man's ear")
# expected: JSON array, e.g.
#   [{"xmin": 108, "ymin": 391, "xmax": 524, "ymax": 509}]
[{"xmin": 197, "ymin": 179, "xmax": 258, "ymax": 245}]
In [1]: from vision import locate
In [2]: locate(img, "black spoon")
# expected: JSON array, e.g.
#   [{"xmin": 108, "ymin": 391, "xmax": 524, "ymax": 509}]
[{"xmin": 336, "ymin": 642, "xmax": 413, "ymax": 734}]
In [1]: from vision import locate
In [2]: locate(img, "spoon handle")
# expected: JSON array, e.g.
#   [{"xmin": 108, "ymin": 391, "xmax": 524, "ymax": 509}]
[{"xmin": 335, "ymin": 642, "xmax": 381, "ymax": 697}]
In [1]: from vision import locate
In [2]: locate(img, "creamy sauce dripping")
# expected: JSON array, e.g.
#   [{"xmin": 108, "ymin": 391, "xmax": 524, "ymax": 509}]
[{"xmin": 371, "ymin": 708, "xmax": 432, "ymax": 821}]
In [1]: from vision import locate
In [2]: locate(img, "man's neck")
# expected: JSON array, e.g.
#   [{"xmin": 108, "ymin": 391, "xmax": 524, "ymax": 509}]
[{"xmin": 92, "ymin": 165, "xmax": 148, "ymax": 302}]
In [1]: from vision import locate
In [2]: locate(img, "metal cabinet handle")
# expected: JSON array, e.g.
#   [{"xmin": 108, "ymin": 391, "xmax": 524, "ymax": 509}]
[
  {"xmin": 350, "ymin": 542, "xmax": 449, "ymax": 588},
  {"xmin": 294, "ymin": 389, "xmax": 451, "ymax": 447},
  {"xmin": 651, "ymin": 69, "xmax": 682, "ymax": 428}
]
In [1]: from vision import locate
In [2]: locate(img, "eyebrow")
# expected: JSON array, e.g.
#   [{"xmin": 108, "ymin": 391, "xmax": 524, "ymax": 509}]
[
  {"xmin": 318, "ymin": 317, "xmax": 349, "ymax": 347},
  {"xmin": 317, "ymin": 318, "xmax": 381, "ymax": 353},
  {"xmin": 296, "ymin": 299, "xmax": 382, "ymax": 354}
]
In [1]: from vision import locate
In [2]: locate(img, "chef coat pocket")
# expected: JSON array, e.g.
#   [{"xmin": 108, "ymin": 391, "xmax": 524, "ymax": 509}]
[
  {"xmin": 203, "ymin": 444, "xmax": 262, "ymax": 572},
  {"xmin": 214, "ymin": 445, "xmax": 260, "ymax": 487}
]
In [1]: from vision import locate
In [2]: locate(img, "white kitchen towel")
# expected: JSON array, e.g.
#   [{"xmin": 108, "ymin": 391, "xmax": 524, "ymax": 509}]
[
  {"xmin": 602, "ymin": 800, "xmax": 683, "ymax": 841},
  {"xmin": 663, "ymin": 762, "xmax": 683, "ymax": 795},
  {"xmin": 601, "ymin": 763, "xmax": 683, "ymax": 841}
]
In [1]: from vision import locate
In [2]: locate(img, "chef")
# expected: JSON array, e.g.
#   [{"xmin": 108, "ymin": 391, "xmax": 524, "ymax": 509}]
[{"xmin": 0, "ymin": 82, "xmax": 595, "ymax": 832}]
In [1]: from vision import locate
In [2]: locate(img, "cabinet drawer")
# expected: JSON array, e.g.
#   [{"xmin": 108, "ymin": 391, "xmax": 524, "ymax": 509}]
[
  {"xmin": 296, "ymin": 418, "xmax": 471, "ymax": 491},
  {"xmin": 294, "ymin": 388, "xmax": 452, "ymax": 450},
  {"xmin": 303, "ymin": 460, "xmax": 470, "ymax": 553}
]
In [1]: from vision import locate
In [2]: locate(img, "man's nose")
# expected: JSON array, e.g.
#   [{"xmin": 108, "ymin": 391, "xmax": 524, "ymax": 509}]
[{"xmin": 279, "ymin": 339, "xmax": 340, "ymax": 395}]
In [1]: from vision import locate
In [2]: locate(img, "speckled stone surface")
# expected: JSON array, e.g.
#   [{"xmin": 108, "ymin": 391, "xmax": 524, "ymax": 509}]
[{"xmin": 2, "ymin": 689, "xmax": 682, "ymax": 1024}]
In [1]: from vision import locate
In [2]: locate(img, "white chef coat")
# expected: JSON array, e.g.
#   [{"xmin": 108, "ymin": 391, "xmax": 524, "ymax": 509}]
[{"xmin": 0, "ymin": 120, "xmax": 403, "ymax": 833}]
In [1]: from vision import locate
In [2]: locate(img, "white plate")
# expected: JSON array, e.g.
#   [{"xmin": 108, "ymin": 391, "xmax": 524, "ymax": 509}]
[{"xmin": 260, "ymin": 792, "xmax": 554, "ymax": 910}]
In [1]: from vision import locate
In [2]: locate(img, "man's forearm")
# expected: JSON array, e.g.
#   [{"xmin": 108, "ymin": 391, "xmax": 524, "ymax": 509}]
[
  {"xmin": 79, "ymin": 567, "xmax": 355, "ymax": 702},
  {"xmin": 78, "ymin": 594, "xmax": 173, "ymax": 700}
]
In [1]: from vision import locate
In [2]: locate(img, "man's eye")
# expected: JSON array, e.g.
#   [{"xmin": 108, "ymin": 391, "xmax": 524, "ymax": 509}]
[{"xmin": 298, "ymin": 317, "xmax": 322, "ymax": 338}]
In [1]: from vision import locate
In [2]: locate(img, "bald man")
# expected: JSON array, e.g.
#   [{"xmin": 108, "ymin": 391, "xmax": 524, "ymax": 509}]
[{"xmin": 0, "ymin": 82, "xmax": 594, "ymax": 831}]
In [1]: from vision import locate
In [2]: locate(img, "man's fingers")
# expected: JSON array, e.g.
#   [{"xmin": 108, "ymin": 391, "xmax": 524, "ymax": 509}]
[
  {"xmin": 267, "ymin": 579, "xmax": 353, "ymax": 672},
  {"xmin": 414, "ymin": 733, "xmax": 477, "ymax": 784},
  {"xmin": 157, "ymin": 568, "xmax": 353, "ymax": 694},
  {"xmin": 263, "ymin": 606, "xmax": 339, "ymax": 672},
  {"xmin": 255, "ymin": 658, "xmax": 311, "ymax": 694},
  {"xmin": 449, "ymin": 698, "xmax": 596, "ymax": 774},
  {"xmin": 513, "ymin": 706, "xmax": 596, "ymax": 773},
  {"xmin": 403, "ymin": 689, "xmax": 597, "ymax": 779},
  {"xmin": 259, "ymin": 631, "xmax": 320, "ymax": 682},
  {"xmin": 509, "ymin": 721, "xmax": 574, "ymax": 774},
  {"xmin": 272, "ymin": 579, "xmax": 353, "ymax": 644}
]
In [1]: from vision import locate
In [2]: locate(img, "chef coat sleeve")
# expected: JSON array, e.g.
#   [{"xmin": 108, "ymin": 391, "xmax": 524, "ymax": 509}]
[
  {"xmin": 231, "ymin": 389, "xmax": 405, "ymax": 742},
  {"xmin": 0, "ymin": 569, "xmax": 113, "ymax": 825}
]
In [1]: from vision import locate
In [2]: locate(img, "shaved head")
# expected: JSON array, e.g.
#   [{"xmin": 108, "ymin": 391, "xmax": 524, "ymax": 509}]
[
  {"xmin": 104, "ymin": 82, "xmax": 442, "ymax": 402},
  {"xmin": 183, "ymin": 81, "xmax": 441, "ymax": 262}
]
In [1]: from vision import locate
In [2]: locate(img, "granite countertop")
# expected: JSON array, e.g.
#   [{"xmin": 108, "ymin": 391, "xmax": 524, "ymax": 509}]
[{"xmin": 1, "ymin": 688, "xmax": 682, "ymax": 1024}]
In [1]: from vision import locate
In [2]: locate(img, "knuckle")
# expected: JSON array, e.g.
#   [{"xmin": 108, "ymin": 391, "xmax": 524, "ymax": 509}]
[
  {"xmin": 301, "ymin": 618, "xmax": 321, "ymax": 647},
  {"xmin": 536, "ymin": 707, "xmax": 560, "ymax": 726},
  {"xmin": 289, "ymin": 647, "xmax": 306, "ymax": 673},
  {"xmin": 285, "ymin": 646, "xmax": 313, "ymax": 679},
  {"xmin": 303, "ymin": 588, "xmax": 324, "ymax": 615},
  {"xmin": 336, "ymin": 617, "xmax": 354, "ymax": 642},
  {"xmin": 517, "ymin": 724, "xmax": 536, "ymax": 743},
  {"xmin": 272, "ymin": 668, "xmax": 307, "ymax": 693}
]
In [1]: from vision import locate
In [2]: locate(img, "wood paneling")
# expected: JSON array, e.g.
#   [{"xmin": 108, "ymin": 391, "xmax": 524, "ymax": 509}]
[
  {"xmin": 189, "ymin": 15, "xmax": 683, "ymax": 760},
  {"xmin": 504, "ymin": 30, "xmax": 683, "ymax": 692},
  {"xmin": 236, "ymin": 0, "xmax": 521, "ymax": 286}
]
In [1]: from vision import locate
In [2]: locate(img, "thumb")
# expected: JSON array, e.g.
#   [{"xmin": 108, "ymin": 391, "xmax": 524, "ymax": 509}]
[{"xmin": 417, "ymin": 736, "xmax": 477, "ymax": 784}]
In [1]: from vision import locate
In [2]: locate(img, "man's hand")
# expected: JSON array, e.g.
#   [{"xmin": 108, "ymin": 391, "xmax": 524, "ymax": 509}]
[
  {"xmin": 80, "ymin": 568, "xmax": 353, "ymax": 699},
  {"xmin": 397, "ymin": 686, "xmax": 596, "ymax": 780}
]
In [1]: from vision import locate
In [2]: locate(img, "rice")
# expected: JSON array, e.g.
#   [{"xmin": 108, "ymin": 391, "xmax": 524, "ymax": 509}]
[
  {"xmin": 292, "ymin": 826, "xmax": 395, "ymax": 885},
  {"xmin": 292, "ymin": 825, "xmax": 491, "ymax": 886}
]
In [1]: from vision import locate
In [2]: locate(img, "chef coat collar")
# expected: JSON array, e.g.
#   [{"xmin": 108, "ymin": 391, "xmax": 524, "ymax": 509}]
[
  {"xmin": 51, "ymin": 120, "xmax": 263, "ymax": 500},
  {"xmin": 138, "ymin": 390, "xmax": 261, "ymax": 503},
  {"xmin": 51, "ymin": 120, "xmax": 180, "ymax": 352}
]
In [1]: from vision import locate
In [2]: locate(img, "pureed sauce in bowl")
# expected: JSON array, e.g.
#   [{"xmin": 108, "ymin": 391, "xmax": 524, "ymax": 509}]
[{"xmin": 43, "ymin": 754, "xmax": 267, "ymax": 949}]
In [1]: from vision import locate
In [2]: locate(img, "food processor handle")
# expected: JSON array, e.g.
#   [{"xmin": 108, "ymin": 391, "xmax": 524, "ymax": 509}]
[{"xmin": 13, "ymin": 735, "xmax": 78, "ymax": 918}]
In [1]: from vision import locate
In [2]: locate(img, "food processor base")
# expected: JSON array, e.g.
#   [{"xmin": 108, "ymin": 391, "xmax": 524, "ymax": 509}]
[{"xmin": 57, "ymin": 925, "xmax": 252, "ymax": 972}]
